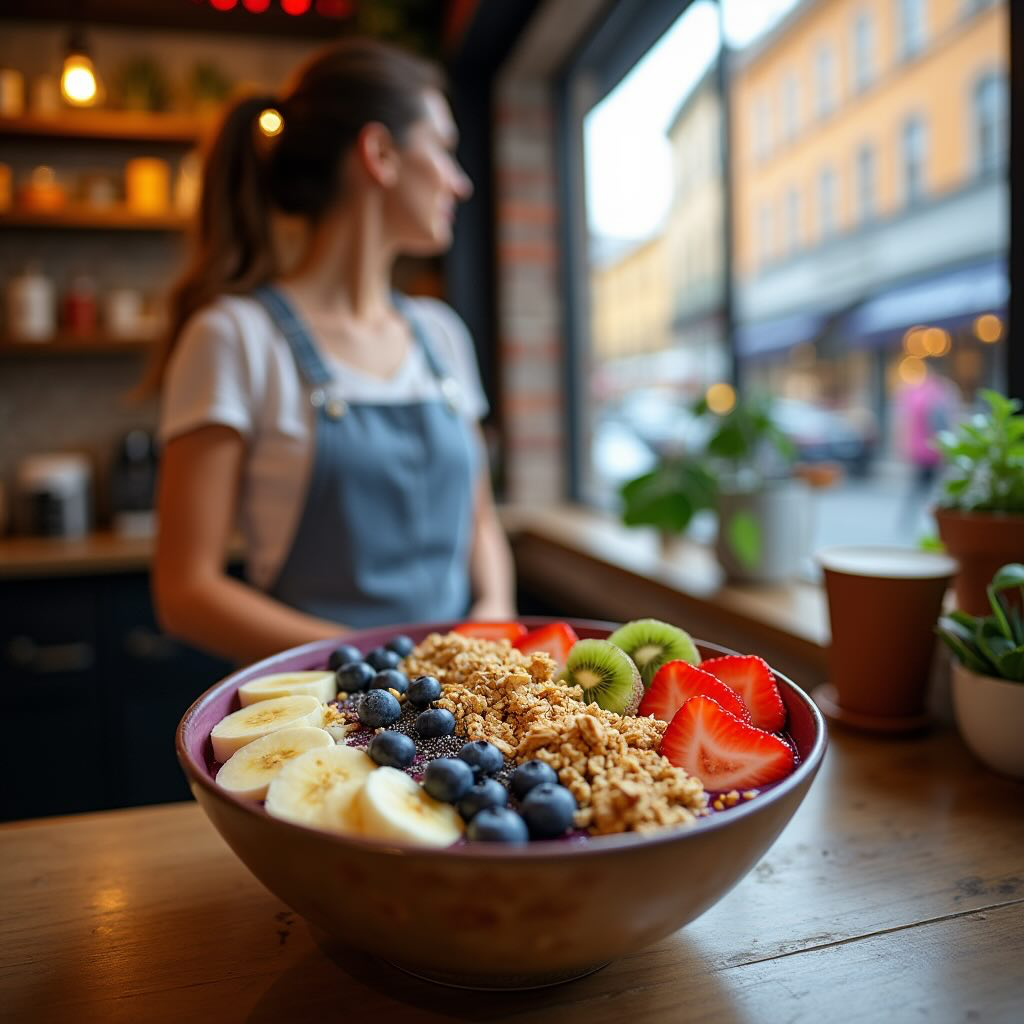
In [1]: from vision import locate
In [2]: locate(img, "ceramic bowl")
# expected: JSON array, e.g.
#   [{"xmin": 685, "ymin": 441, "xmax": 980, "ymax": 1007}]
[
  {"xmin": 176, "ymin": 619, "xmax": 827, "ymax": 989},
  {"xmin": 952, "ymin": 661, "xmax": 1024, "ymax": 779}
]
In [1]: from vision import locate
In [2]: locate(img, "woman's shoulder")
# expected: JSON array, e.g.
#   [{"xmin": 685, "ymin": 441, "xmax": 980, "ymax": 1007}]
[{"xmin": 178, "ymin": 294, "xmax": 276, "ymax": 355}]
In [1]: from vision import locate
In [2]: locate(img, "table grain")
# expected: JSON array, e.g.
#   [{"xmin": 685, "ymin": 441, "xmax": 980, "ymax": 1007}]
[{"xmin": 2, "ymin": 727, "xmax": 1022, "ymax": 1024}]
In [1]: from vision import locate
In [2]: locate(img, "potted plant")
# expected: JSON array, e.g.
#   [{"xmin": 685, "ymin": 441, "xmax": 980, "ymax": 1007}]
[
  {"xmin": 937, "ymin": 563, "xmax": 1024, "ymax": 778},
  {"xmin": 934, "ymin": 390, "xmax": 1024, "ymax": 614},
  {"xmin": 619, "ymin": 394, "xmax": 810, "ymax": 583}
]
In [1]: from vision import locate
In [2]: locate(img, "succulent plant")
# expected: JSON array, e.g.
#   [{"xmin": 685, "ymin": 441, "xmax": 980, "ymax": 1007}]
[{"xmin": 937, "ymin": 563, "xmax": 1024, "ymax": 682}]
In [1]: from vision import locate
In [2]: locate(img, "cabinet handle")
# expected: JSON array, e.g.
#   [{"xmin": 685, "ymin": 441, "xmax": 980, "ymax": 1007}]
[
  {"xmin": 5, "ymin": 636, "xmax": 95, "ymax": 674},
  {"xmin": 123, "ymin": 626, "xmax": 179, "ymax": 661}
]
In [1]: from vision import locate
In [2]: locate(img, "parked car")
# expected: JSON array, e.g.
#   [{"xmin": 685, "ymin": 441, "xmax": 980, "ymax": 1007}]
[{"xmin": 769, "ymin": 398, "xmax": 876, "ymax": 477}]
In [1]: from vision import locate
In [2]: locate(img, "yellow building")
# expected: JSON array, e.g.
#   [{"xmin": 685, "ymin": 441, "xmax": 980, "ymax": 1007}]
[
  {"xmin": 589, "ymin": 233, "xmax": 670, "ymax": 363},
  {"xmin": 730, "ymin": 0, "xmax": 1008, "ymax": 382}
]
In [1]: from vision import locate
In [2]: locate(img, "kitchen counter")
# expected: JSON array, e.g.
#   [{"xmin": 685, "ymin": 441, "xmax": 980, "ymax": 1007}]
[
  {"xmin": 0, "ymin": 530, "xmax": 246, "ymax": 579},
  {"xmin": 2, "ymin": 726, "xmax": 1021, "ymax": 1023}
]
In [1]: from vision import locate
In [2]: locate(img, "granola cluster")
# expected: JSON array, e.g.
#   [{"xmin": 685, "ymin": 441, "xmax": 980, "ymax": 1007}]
[{"xmin": 405, "ymin": 632, "xmax": 707, "ymax": 835}]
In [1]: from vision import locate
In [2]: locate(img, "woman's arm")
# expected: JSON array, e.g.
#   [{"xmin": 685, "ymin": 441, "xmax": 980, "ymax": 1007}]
[
  {"xmin": 152, "ymin": 425, "xmax": 346, "ymax": 663},
  {"xmin": 466, "ymin": 428, "xmax": 517, "ymax": 621}
]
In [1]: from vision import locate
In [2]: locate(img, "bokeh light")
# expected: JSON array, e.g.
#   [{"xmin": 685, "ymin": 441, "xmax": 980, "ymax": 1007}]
[
  {"xmin": 705, "ymin": 381, "xmax": 736, "ymax": 414},
  {"xmin": 974, "ymin": 313, "xmax": 1003, "ymax": 343}
]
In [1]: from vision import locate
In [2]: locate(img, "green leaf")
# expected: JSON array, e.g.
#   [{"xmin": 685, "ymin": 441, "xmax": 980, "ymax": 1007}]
[
  {"xmin": 991, "ymin": 564, "xmax": 1024, "ymax": 592},
  {"xmin": 936, "ymin": 618, "xmax": 993, "ymax": 673},
  {"xmin": 976, "ymin": 628, "xmax": 1016, "ymax": 668},
  {"xmin": 996, "ymin": 646, "xmax": 1024, "ymax": 682},
  {"xmin": 726, "ymin": 511, "xmax": 762, "ymax": 571}
]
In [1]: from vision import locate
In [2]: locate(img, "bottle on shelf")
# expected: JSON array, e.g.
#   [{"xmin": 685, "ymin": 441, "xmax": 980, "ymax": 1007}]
[{"xmin": 6, "ymin": 264, "xmax": 56, "ymax": 342}]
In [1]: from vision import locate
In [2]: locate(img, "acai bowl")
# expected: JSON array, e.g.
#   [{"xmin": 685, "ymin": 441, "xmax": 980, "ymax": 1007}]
[{"xmin": 176, "ymin": 617, "xmax": 826, "ymax": 989}]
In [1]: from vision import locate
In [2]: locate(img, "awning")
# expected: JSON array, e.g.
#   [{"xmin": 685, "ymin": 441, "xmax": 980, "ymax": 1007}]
[
  {"xmin": 839, "ymin": 258, "xmax": 1007, "ymax": 347},
  {"xmin": 735, "ymin": 310, "xmax": 829, "ymax": 360}
]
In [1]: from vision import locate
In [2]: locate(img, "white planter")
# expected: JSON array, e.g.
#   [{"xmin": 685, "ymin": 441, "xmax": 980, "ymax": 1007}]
[
  {"xmin": 714, "ymin": 480, "xmax": 811, "ymax": 584},
  {"xmin": 951, "ymin": 661, "xmax": 1024, "ymax": 779}
]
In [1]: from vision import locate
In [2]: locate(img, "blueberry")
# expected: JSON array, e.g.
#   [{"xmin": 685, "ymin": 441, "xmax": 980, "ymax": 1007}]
[
  {"xmin": 336, "ymin": 661, "xmax": 375, "ymax": 694},
  {"xmin": 358, "ymin": 689, "xmax": 402, "ymax": 729},
  {"xmin": 414, "ymin": 707, "xmax": 456, "ymax": 739},
  {"xmin": 457, "ymin": 778, "xmax": 508, "ymax": 821},
  {"xmin": 407, "ymin": 675, "xmax": 442, "ymax": 708},
  {"xmin": 366, "ymin": 647, "xmax": 401, "ymax": 671},
  {"xmin": 327, "ymin": 643, "xmax": 363, "ymax": 671},
  {"xmin": 367, "ymin": 730, "xmax": 416, "ymax": 769},
  {"xmin": 369, "ymin": 668, "xmax": 408, "ymax": 695},
  {"xmin": 466, "ymin": 807, "xmax": 529, "ymax": 844},
  {"xmin": 387, "ymin": 634, "xmax": 415, "ymax": 657},
  {"xmin": 458, "ymin": 739, "xmax": 504, "ymax": 778},
  {"xmin": 423, "ymin": 758, "xmax": 475, "ymax": 803},
  {"xmin": 510, "ymin": 759, "xmax": 558, "ymax": 800},
  {"xmin": 520, "ymin": 783, "xmax": 577, "ymax": 839}
]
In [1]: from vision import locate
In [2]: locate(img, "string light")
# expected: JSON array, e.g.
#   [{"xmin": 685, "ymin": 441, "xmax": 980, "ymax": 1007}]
[
  {"xmin": 974, "ymin": 313, "xmax": 1003, "ymax": 343},
  {"xmin": 258, "ymin": 108, "xmax": 284, "ymax": 137},
  {"xmin": 897, "ymin": 356, "xmax": 926, "ymax": 384},
  {"xmin": 902, "ymin": 325, "xmax": 927, "ymax": 357},
  {"xmin": 705, "ymin": 382, "xmax": 736, "ymax": 414},
  {"xmin": 922, "ymin": 327, "xmax": 950, "ymax": 357}
]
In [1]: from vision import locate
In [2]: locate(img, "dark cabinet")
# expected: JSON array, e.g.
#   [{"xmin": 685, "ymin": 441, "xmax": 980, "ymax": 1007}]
[{"xmin": 0, "ymin": 571, "xmax": 232, "ymax": 821}]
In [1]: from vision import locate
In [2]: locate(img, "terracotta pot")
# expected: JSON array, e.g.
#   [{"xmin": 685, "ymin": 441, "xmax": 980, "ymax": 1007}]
[
  {"xmin": 814, "ymin": 547, "xmax": 957, "ymax": 732},
  {"xmin": 934, "ymin": 507, "xmax": 1024, "ymax": 616},
  {"xmin": 952, "ymin": 662, "xmax": 1024, "ymax": 779},
  {"xmin": 177, "ymin": 619, "xmax": 827, "ymax": 990}
]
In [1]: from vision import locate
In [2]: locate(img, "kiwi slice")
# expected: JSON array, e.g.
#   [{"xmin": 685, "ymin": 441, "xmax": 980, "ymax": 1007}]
[
  {"xmin": 560, "ymin": 639, "xmax": 645, "ymax": 716},
  {"xmin": 607, "ymin": 618, "xmax": 699, "ymax": 689}
]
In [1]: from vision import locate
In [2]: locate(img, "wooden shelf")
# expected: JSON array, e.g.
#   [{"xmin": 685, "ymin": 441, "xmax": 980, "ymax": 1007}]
[
  {"xmin": 0, "ymin": 206, "xmax": 190, "ymax": 231},
  {"xmin": 0, "ymin": 111, "xmax": 204, "ymax": 144},
  {"xmin": 0, "ymin": 335, "xmax": 154, "ymax": 356}
]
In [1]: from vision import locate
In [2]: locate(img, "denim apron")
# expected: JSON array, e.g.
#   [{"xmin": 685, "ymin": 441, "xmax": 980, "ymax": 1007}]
[{"xmin": 251, "ymin": 285, "xmax": 477, "ymax": 628}]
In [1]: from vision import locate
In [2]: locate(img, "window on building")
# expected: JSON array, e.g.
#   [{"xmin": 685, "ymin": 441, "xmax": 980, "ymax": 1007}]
[
  {"xmin": 852, "ymin": 10, "xmax": 874, "ymax": 92},
  {"xmin": 974, "ymin": 71, "xmax": 1008, "ymax": 175},
  {"xmin": 566, "ymin": 0, "xmax": 1012, "ymax": 552},
  {"xmin": 898, "ymin": 0, "xmax": 927, "ymax": 60},
  {"xmin": 818, "ymin": 165, "xmax": 838, "ymax": 239},
  {"xmin": 902, "ymin": 114, "xmax": 927, "ymax": 205},
  {"xmin": 758, "ymin": 200, "xmax": 775, "ymax": 266},
  {"xmin": 781, "ymin": 71, "xmax": 800, "ymax": 142},
  {"xmin": 753, "ymin": 93, "xmax": 773, "ymax": 161},
  {"xmin": 855, "ymin": 142, "xmax": 877, "ymax": 222},
  {"xmin": 815, "ymin": 43, "xmax": 836, "ymax": 118},
  {"xmin": 784, "ymin": 185, "xmax": 801, "ymax": 255}
]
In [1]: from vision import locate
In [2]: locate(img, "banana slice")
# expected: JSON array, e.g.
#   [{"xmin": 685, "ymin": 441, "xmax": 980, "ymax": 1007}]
[
  {"xmin": 211, "ymin": 694, "xmax": 323, "ymax": 762},
  {"xmin": 238, "ymin": 671, "xmax": 337, "ymax": 707},
  {"xmin": 215, "ymin": 726, "xmax": 334, "ymax": 801},
  {"xmin": 264, "ymin": 744, "xmax": 376, "ymax": 832},
  {"xmin": 357, "ymin": 766, "xmax": 464, "ymax": 847}
]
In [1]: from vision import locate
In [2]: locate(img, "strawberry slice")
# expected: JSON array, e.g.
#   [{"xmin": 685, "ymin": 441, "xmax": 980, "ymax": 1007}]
[
  {"xmin": 513, "ymin": 621, "xmax": 580, "ymax": 670},
  {"xmin": 638, "ymin": 660, "xmax": 752, "ymax": 724},
  {"xmin": 660, "ymin": 695, "xmax": 795, "ymax": 791},
  {"xmin": 452, "ymin": 621, "xmax": 528, "ymax": 642},
  {"xmin": 700, "ymin": 655, "xmax": 786, "ymax": 732}
]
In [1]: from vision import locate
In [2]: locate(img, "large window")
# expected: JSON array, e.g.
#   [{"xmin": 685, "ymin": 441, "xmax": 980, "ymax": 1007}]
[
  {"xmin": 974, "ymin": 71, "xmax": 1008, "ymax": 176},
  {"xmin": 902, "ymin": 113, "xmax": 927, "ymax": 206},
  {"xmin": 898, "ymin": 0, "xmax": 927, "ymax": 60},
  {"xmin": 855, "ymin": 142, "xmax": 877, "ymax": 222},
  {"xmin": 851, "ymin": 9, "xmax": 874, "ymax": 92},
  {"xmin": 568, "ymin": 0, "xmax": 1012, "ymax": 552}
]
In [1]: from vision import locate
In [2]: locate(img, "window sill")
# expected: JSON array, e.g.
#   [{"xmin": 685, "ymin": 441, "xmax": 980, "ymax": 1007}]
[{"xmin": 501, "ymin": 503, "xmax": 830, "ymax": 685}]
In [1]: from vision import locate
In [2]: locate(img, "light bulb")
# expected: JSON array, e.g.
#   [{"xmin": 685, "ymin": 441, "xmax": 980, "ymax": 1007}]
[{"xmin": 61, "ymin": 53, "xmax": 98, "ymax": 106}]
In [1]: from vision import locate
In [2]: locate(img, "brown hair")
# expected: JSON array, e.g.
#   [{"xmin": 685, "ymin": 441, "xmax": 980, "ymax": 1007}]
[{"xmin": 139, "ymin": 37, "xmax": 443, "ymax": 397}]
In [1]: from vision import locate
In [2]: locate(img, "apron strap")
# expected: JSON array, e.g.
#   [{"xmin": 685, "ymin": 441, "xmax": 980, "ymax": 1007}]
[
  {"xmin": 392, "ymin": 292, "xmax": 462, "ymax": 411},
  {"xmin": 251, "ymin": 284, "xmax": 333, "ymax": 387}
]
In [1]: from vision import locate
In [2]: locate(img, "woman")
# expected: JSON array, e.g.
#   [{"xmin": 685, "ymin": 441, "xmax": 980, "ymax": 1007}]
[{"xmin": 149, "ymin": 38, "xmax": 516, "ymax": 663}]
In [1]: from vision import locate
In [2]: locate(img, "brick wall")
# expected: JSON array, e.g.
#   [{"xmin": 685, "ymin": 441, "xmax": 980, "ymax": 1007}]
[{"xmin": 493, "ymin": 79, "xmax": 565, "ymax": 503}]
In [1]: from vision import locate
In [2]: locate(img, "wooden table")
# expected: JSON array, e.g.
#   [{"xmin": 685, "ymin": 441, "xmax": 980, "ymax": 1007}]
[{"xmin": 2, "ymin": 727, "xmax": 1022, "ymax": 1024}]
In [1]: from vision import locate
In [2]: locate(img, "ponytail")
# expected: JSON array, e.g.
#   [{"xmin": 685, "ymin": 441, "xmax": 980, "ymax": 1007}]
[{"xmin": 138, "ymin": 93, "xmax": 279, "ymax": 399}]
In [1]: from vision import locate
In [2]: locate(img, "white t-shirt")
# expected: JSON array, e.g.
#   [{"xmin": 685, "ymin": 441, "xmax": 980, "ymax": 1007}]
[{"xmin": 159, "ymin": 293, "xmax": 488, "ymax": 590}]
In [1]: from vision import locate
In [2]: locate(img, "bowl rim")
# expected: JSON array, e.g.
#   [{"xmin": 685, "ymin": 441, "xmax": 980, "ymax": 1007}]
[{"xmin": 176, "ymin": 617, "xmax": 828, "ymax": 861}]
